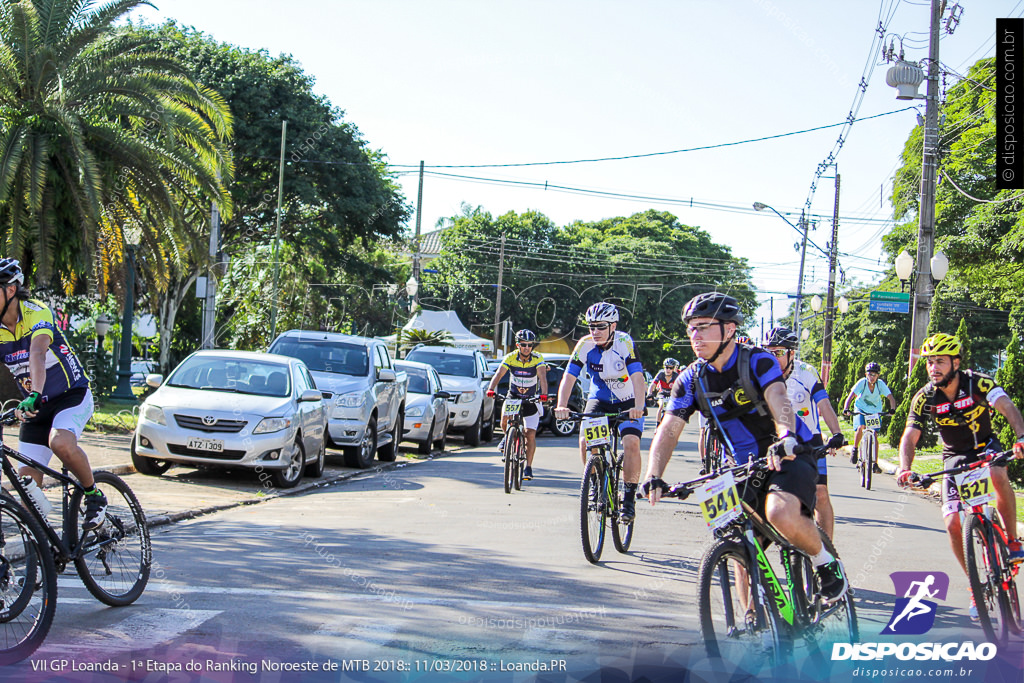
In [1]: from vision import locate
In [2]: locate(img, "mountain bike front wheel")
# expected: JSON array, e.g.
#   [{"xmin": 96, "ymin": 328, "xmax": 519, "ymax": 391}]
[
  {"xmin": 503, "ymin": 428, "xmax": 517, "ymax": 494},
  {"xmin": 580, "ymin": 454, "xmax": 607, "ymax": 564},
  {"xmin": 0, "ymin": 492, "xmax": 57, "ymax": 665},
  {"xmin": 963, "ymin": 514, "xmax": 1009, "ymax": 645},
  {"xmin": 72, "ymin": 471, "xmax": 151, "ymax": 606}
]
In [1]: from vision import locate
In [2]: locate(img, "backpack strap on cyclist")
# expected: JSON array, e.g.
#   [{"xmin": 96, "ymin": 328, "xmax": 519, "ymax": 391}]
[{"xmin": 736, "ymin": 344, "xmax": 769, "ymax": 417}]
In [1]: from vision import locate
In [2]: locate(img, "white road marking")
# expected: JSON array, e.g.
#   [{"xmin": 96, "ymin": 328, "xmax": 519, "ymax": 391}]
[{"xmin": 36, "ymin": 607, "xmax": 220, "ymax": 655}]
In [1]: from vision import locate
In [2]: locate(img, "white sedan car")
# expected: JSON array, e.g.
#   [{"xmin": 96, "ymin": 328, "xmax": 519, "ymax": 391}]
[
  {"xmin": 132, "ymin": 350, "xmax": 328, "ymax": 488},
  {"xmin": 394, "ymin": 360, "xmax": 450, "ymax": 454}
]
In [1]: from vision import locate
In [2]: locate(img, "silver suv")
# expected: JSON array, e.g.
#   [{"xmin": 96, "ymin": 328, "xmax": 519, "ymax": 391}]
[
  {"xmin": 404, "ymin": 346, "xmax": 495, "ymax": 446},
  {"xmin": 269, "ymin": 330, "xmax": 407, "ymax": 468}
]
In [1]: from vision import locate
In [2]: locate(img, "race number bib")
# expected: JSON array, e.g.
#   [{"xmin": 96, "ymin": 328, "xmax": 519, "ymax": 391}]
[
  {"xmin": 502, "ymin": 399, "xmax": 522, "ymax": 417},
  {"xmin": 581, "ymin": 416, "xmax": 611, "ymax": 447},
  {"xmin": 865, "ymin": 414, "xmax": 882, "ymax": 430},
  {"xmin": 954, "ymin": 466, "xmax": 995, "ymax": 507},
  {"xmin": 696, "ymin": 471, "xmax": 742, "ymax": 530}
]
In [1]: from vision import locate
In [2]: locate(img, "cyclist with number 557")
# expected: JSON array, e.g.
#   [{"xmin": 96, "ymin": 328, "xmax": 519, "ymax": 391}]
[
  {"xmin": 555, "ymin": 302, "xmax": 646, "ymax": 524},
  {"xmin": 486, "ymin": 329, "xmax": 548, "ymax": 481},
  {"xmin": 897, "ymin": 333, "xmax": 1024, "ymax": 619},
  {"xmin": 642, "ymin": 292, "xmax": 849, "ymax": 603}
]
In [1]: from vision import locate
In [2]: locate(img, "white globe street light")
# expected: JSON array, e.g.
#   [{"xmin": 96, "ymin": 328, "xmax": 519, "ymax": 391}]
[
  {"xmin": 895, "ymin": 250, "xmax": 915, "ymax": 283},
  {"xmin": 810, "ymin": 295, "xmax": 823, "ymax": 313},
  {"xmin": 930, "ymin": 250, "xmax": 949, "ymax": 282},
  {"xmin": 838, "ymin": 296, "xmax": 850, "ymax": 315}
]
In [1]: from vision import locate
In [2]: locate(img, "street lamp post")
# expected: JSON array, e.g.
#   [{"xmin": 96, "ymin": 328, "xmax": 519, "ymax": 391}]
[{"xmin": 111, "ymin": 228, "xmax": 142, "ymax": 401}]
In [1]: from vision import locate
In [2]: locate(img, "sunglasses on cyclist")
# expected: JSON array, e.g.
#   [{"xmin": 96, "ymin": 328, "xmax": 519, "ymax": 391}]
[
  {"xmin": 517, "ymin": 342, "xmax": 535, "ymax": 348},
  {"xmin": 588, "ymin": 323, "xmax": 611, "ymax": 331},
  {"xmin": 768, "ymin": 349, "xmax": 789, "ymax": 358}
]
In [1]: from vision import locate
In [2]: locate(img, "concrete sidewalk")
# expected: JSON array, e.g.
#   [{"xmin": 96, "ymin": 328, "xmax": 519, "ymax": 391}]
[{"xmin": 4, "ymin": 429, "xmax": 466, "ymax": 530}]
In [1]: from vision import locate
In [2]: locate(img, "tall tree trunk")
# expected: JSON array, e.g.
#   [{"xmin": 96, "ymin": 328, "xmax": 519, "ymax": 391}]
[{"xmin": 157, "ymin": 271, "xmax": 198, "ymax": 373}]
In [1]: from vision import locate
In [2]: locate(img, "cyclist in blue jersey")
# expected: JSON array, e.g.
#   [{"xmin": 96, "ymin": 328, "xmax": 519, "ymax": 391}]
[
  {"xmin": 842, "ymin": 361, "xmax": 896, "ymax": 470},
  {"xmin": 0, "ymin": 259, "xmax": 106, "ymax": 530},
  {"xmin": 555, "ymin": 302, "xmax": 646, "ymax": 523},
  {"xmin": 642, "ymin": 292, "xmax": 848, "ymax": 602}
]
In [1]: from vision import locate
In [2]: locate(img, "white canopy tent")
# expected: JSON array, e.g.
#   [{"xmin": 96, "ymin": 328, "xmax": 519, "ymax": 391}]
[{"xmin": 382, "ymin": 310, "xmax": 494, "ymax": 355}]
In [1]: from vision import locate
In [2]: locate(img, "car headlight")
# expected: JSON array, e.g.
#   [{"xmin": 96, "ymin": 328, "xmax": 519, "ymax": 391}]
[
  {"xmin": 335, "ymin": 392, "xmax": 366, "ymax": 408},
  {"xmin": 405, "ymin": 405, "xmax": 425, "ymax": 417},
  {"xmin": 141, "ymin": 404, "xmax": 166, "ymax": 426},
  {"xmin": 254, "ymin": 417, "xmax": 292, "ymax": 434},
  {"xmin": 459, "ymin": 391, "xmax": 477, "ymax": 404}
]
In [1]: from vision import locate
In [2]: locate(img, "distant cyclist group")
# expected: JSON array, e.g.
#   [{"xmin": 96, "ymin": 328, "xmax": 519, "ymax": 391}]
[{"xmin": 489, "ymin": 292, "xmax": 1024, "ymax": 629}]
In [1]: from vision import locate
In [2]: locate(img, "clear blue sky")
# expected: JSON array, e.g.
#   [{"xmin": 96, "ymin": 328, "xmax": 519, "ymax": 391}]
[{"xmin": 131, "ymin": 1, "xmax": 1014, "ymax": 332}]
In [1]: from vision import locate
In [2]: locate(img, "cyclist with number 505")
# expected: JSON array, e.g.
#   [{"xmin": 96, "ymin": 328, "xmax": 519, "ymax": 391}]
[
  {"xmin": 897, "ymin": 333, "xmax": 1024, "ymax": 620},
  {"xmin": 642, "ymin": 292, "xmax": 849, "ymax": 604},
  {"xmin": 555, "ymin": 302, "xmax": 646, "ymax": 524}
]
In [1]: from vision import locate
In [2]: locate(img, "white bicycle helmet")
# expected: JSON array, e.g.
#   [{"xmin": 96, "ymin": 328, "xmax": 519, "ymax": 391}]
[{"xmin": 584, "ymin": 302, "xmax": 619, "ymax": 324}]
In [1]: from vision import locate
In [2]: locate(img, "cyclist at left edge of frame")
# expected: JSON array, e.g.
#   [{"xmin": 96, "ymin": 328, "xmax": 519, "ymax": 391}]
[{"xmin": 0, "ymin": 258, "xmax": 107, "ymax": 530}]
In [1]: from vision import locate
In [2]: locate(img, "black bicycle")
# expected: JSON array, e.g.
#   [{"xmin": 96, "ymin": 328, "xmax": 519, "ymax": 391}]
[
  {"xmin": 568, "ymin": 411, "xmax": 634, "ymax": 563},
  {"xmin": 497, "ymin": 394, "xmax": 543, "ymax": 494},
  {"xmin": 849, "ymin": 410, "xmax": 891, "ymax": 490},
  {"xmin": 0, "ymin": 408, "xmax": 151, "ymax": 664},
  {"xmin": 699, "ymin": 423, "xmax": 725, "ymax": 475},
  {"xmin": 906, "ymin": 450, "xmax": 1021, "ymax": 645},
  {"xmin": 657, "ymin": 446, "xmax": 858, "ymax": 672}
]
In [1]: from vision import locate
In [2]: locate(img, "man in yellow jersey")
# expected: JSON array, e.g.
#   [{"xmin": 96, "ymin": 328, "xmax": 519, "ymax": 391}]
[{"xmin": 487, "ymin": 329, "xmax": 548, "ymax": 480}]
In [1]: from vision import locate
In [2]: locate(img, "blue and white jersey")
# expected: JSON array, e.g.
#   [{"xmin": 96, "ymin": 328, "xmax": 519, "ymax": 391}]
[
  {"xmin": 567, "ymin": 331, "xmax": 644, "ymax": 403},
  {"xmin": 787, "ymin": 361, "xmax": 829, "ymax": 436}
]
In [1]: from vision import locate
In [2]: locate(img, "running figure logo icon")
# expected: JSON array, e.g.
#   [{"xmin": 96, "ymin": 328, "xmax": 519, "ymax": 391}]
[{"xmin": 881, "ymin": 571, "xmax": 949, "ymax": 635}]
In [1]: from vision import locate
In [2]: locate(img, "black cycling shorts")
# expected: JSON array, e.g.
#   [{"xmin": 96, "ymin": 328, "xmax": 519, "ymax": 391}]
[{"xmin": 742, "ymin": 455, "xmax": 819, "ymax": 518}]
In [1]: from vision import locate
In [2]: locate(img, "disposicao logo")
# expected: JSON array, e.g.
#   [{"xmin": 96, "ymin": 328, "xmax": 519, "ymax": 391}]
[{"xmin": 881, "ymin": 571, "xmax": 948, "ymax": 635}]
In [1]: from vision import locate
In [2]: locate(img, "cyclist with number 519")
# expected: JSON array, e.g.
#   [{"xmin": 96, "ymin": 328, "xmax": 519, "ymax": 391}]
[
  {"xmin": 897, "ymin": 333, "xmax": 1024, "ymax": 619},
  {"xmin": 555, "ymin": 302, "xmax": 646, "ymax": 524}
]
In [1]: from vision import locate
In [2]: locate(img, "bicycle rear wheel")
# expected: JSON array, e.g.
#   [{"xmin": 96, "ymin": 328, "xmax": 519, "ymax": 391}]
[
  {"xmin": 503, "ymin": 429, "xmax": 516, "ymax": 494},
  {"xmin": 963, "ymin": 514, "xmax": 1008, "ymax": 645},
  {"xmin": 611, "ymin": 471, "xmax": 633, "ymax": 554},
  {"xmin": 580, "ymin": 454, "xmax": 607, "ymax": 564},
  {"xmin": 864, "ymin": 432, "xmax": 874, "ymax": 490},
  {"xmin": 0, "ymin": 492, "xmax": 57, "ymax": 665},
  {"xmin": 71, "ymin": 471, "xmax": 151, "ymax": 606},
  {"xmin": 697, "ymin": 538, "xmax": 784, "ymax": 671}
]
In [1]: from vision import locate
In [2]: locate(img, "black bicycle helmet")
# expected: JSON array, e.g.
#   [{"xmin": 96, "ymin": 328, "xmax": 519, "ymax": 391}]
[
  {"xmin": 865, "ymin": 361, "xmax": 881, "ymax": 373},
  {"xmin": 765, "ymin": 326, "xmax": 799, "ymax": 349},
  {"xmin": 0, "ymin": 258, "xmax": 24, "ymax": 286},
  {"xmin": 681, "ymin": 292, "xmax": 744, "ymax": 324},
  {"xmin": 515, "ymin": 329, "xmax": 537, "ymax": 344}
]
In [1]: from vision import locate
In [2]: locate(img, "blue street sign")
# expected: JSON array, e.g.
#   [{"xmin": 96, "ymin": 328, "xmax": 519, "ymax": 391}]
[{"xmin": 869, "ymin": 300, "xmax": 910, "ymax": 314}]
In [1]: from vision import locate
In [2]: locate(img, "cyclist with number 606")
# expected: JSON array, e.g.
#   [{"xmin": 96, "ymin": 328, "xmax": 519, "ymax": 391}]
[
  {"xmin": 555, "ymin": 302, "xmax": 646, "ymax": 524},
  {"xmin": 897, "ymin": 334, "xmax": 1024, "ymax": 619},
  {"xmin": 642, "ymin": 292, "xmax": 849, "ymax": 603}
]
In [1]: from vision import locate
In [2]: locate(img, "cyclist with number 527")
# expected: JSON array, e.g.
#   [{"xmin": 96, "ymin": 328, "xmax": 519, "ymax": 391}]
[
  {"xmin": 897, "ymin": 334, "xmax": 1024, "ymax": 616},
  {"xmin": 555, "ymin": 302, "xmax": 646, "ymax": 524}
]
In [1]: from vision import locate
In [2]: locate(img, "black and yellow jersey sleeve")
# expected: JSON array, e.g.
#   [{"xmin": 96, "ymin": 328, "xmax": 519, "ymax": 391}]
[{"xmin": 0, "ymin": 299, "xmax": 90, "ymax": 402}]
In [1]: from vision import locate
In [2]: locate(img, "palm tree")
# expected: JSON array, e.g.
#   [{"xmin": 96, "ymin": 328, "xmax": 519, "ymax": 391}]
[
  {"xmin": 398, "ymin": 327, "xmax": 455, "ymax": 353},
  {"xmin": 0, "ymin": 0, "xmax": 233, "ymax": 289}
]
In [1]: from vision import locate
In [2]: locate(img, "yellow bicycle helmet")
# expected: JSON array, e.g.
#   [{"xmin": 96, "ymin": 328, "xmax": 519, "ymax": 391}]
[{"xmin": 920, "ymin": 333, "xmax": 962, "ymax": 357}]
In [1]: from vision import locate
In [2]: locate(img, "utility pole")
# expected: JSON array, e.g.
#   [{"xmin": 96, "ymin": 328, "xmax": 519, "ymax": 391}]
[
  {"xmin": 412, "ymin": 160, "xmax": 424, "ymax": 308},
  {"xmin": 909, "ymin": 0, "xmax": 942, "ymax": 372},
  {"xmin": 792, "ymin": 209, "xmax": 809, "ymax": 356},
  {"xmin": 821, "ymin": 172, "xmax": 841, "ymax": 385},
  {"xmin": 492, "ymin": 234, "xmax": 506, "ymax": 355},
  {"xmin": 269, "ymin": 120, "xmax": 287, "ymax": 341}
]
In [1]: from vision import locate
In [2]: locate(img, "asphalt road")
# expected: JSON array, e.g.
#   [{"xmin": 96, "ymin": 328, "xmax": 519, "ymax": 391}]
[{"xmin": 3, "ymin": 426, "xmax": 1022, "ymax": 683}]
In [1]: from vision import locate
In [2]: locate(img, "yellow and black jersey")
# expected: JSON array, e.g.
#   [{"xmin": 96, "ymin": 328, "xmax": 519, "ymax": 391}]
[
  {"xmin": 906, "ymin": 369, "xmax": 1008, "ymax": 454},
  {"xmin": 500, "ymin": 351, "xmax": 548, "ymax": 398},
  {"xmin": 0, "ymin": 299, "xmax": 90, "ymax": 402}
]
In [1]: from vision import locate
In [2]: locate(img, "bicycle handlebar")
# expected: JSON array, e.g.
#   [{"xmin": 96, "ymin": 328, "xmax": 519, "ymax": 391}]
[
  {"xmin": 563, "ymin": 410, "xmax": 635, "ymax": 422},
  {"xmin": 493, "ymin": 393, "xmax": 544, "ymax": 403},
  {"xmin": 847, "ymin": 410, "xmax": 894, "ymax": 416},
  {"xmin": 909, "ymin": 449, "xmax": 1015, "ymax": 489}
]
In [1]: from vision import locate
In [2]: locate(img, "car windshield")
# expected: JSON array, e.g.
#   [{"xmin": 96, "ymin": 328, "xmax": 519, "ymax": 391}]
[
  {"xmin": 406, "ymin": 351, "xmax": 476, "ymax": 377},
  {"xmin": 396, "ymin": 365, "xmax": 430, "ymax": 394},
  {"xmin": 167, "ymin": 357, "xmax": 292, "ymax": 397},
  {"xmin": 270, "ymin": 339, "xmax": 369, "ymax": 376}
]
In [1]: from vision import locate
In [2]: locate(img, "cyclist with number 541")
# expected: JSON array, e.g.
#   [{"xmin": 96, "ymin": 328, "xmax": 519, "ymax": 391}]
[
  {"xmin": 555, "ymin": 302, "xmax": 646, "ymax": 524},
  {"xmin": 897, "ymin": 333, "xmax": 1024, "ymax": 620}
]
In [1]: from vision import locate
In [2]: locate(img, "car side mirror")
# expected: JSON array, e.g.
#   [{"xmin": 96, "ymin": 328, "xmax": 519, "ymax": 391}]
[
  {"xmin": 378, "ymin": 368, "xmax": 397, "ymax": 382},
  {"xmin": 435, "ymin": 391, "xmax": 452, "ymax": 400},
  {"xmin": 146, "ymin": 374, "xmax": 163, "ymax": 388},
  {"xmin": 299, "ymin": 388, "xmax": 323, "ymax": 402}
]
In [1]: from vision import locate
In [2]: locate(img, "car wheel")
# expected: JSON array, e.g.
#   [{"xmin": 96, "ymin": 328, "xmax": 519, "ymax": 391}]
[
  {"xmin": 377, "ymin": 410, "xmax": 402, "ymax": 462},
  {"xmin": 272, "ymin": 438, "xmax": 304, "ymax": 489},
  {"xmin": 344, "ymin": 417, "xmax": 377, "ymax": 468},
  {"xmin": 418, "ymin": 418, "xmax": 435, "ymax": 456},
  {"xmin": 305, "ymin": 436, "xmax": 326, "ymax": 478},
  {"xmin": 434, "ymin": 421, "xmax": 448, "ymax": 453},
  {"xmin": 481, "ymin": 407, "xmax": 495, "ymax": 442},
  {"xmin": 464, "ymin": 409, "xmax": 482, "ymax": 447},
  {"xmin": 131, "ymin": 435, "xmax": 171, "ymax": 476},
  {"xmin": 552, "ymin": 415, "xmax": 578, "ymax": 437}
]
